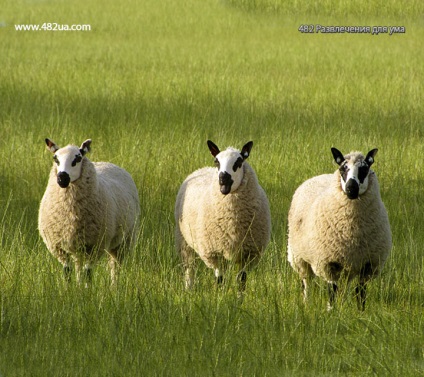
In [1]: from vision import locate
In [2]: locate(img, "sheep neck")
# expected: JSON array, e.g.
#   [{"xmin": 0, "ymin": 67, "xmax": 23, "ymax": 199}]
[
  {"xmin": 212, "ymin": 163, "xmax": 261, "ymax": 219},
  {"xmin": 216, "ymin": 163, "xmax": 252, "ymax": 198},
  {"xmin": 322, "ymin": 171, "xmax": 381, "ymax": 240}
]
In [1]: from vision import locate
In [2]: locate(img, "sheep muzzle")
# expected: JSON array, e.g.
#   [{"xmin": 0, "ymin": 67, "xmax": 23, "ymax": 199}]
[
  {"xmin": 57, "ymin": 171, "xmax": 70, "ymax": 188},
  {"xmin": 219, "ymin": 172, "xmax": 233, "ymax": 195},
  {"xmin": 345, "ymin": 178, "xmax": 359, "ymax": 199}
]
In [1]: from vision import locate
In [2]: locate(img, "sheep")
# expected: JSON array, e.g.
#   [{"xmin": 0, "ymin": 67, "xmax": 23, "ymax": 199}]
[
  {"xmin": 38, "ymin": 138, "xmax": 140, "ymax": 286},
  {"xmin": 287, "ymin": 147, "xmax": 392, "ymax": 310},
  {"xmin": 175, "ymin": 140, "xmax": 271, "ymax": 296}
]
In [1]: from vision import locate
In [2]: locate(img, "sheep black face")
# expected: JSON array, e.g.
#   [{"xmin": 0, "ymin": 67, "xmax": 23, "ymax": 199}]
[
  {"xmin": 331, "ymin": 147, "xmax": 378, "ymax": 199},
  {"xmin": 207, "ymin": 140, "xmax": 253, "ymax": 195},
  {"xmin": 45, "ymin": 138, "xmax": 92, "ymax": 188}
]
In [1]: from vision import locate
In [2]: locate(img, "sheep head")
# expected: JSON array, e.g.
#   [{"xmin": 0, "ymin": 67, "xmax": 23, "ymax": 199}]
[
  {"xmin": 331, "ymin": 147, "xmax": 378, "ymax": 200},
  {"xmin": 207, "ymin": 140, "xmax": 253, "ymax": 195},
  {"xmin": 45, "ymin": 138, "xmax": 92, "ymax": 188}
]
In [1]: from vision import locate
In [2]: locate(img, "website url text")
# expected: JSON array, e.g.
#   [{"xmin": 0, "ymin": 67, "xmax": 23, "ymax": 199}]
[{"xmin": 15, "ymin": 23, "xmax": 91, "ymax": 32}]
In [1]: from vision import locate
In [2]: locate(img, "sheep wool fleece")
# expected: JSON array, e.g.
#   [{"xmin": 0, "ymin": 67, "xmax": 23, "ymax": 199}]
[
  {"xmin": 175, "ymin": 162, "xmax": 271, "ymax": 269},
  {"xmin": 39, "ymin": 158, "xmax": 139, "ymax": 261},
  {"xmin": 288, "ymin": 170, "xmax": 392, "ymax": 283}
]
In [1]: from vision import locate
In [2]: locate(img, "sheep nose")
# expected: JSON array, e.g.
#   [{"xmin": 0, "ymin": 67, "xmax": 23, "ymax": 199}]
[
  {"xmin": 57, "ymin": 171, "xmax": 70, "ymax": 188},
  {"xmin": 345, "ymin": 179, "xmax": 359, "ymax": 199},
  {"xmin": 219, "ymin": 172, "xmax": 233, "ymax": 195},
  {"xmin": 219, "ymin": 172, "xmax": 233, "ymax": 186}
]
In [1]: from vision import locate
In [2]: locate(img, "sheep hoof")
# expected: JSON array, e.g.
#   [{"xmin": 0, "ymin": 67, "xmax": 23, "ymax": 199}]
[
  {"xmin": 185, "ymin": 281, "xmax": 193, "ymax": 290},
  {"xmin": 326, "ymin": 302, "xmax": 335, "ymax": 312}
]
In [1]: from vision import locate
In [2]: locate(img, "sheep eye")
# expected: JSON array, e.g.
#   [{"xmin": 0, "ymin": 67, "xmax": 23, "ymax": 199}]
[
  {"xmin": 72, "ymin": 154, "xmax": 82, "ymax": 167},
  {"xmin": 233, "ymin": 157, "xmax": 243, "ymax": 172},
  {"xmin": 214, "ymin": 158, "xmax": 220, "ymax": 169},
  {"xmin": 53, "ymin": 155, "xmax": 59, "ymax": 165},
  {"xmin": 358, "ymin": 165, "xmax": 370, "ymax": 183},
  {"xmin": 339, "ymin": 164, "xmax": 349, "ymax": 181}
]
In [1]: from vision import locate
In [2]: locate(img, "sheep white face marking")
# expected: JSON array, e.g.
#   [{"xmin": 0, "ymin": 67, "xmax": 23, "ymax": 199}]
[
  {"xmin": 54, "ymin": 146, "xmax": 84, "ymax": 187},
  {"xmin": 331, "ymin": 148, "xmax": 378, "ymax": 200},
  {"xmin": 339, "ymin": 160, "xmax": 370, "ymax": 198},
  {"xmin": 45, "ymin": 138, "xmax": 92, "ymax": 189},
  {"xmin": 215, "ymin": 149, "xmax": 244, "ymax": 194},
  {"xmin": 207, "ymin": 140, "xmax": 253, "ymax": 195}
]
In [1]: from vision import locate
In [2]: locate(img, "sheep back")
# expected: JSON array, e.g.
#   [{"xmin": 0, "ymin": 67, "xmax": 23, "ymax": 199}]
[
  {"xmin": 175, "ymin": 162, "xmax": 270, "ymax": 270},
  {"xmin": 287, "ymin": 170, "xmax": 391, "ymax": 283}
]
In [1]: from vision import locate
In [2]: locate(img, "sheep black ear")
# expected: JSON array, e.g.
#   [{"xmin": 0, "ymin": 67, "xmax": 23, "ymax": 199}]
[
  {"xmin": 331, "ymin": 148, "xmax": 345, "ymax": 166},
  {"xmin": 365, "ymin": 148, "xmax": 378, "ymax": 166},
  {"xmin": 241, "ymin": 141, "xmax": 253, "ymax": 160},
  {"xmin": 45, "ymin": 138, "xmax": 59, "ymax": 153},
  {"xmin": 80, "ymin": 139, "xmax": 92, "ymax": 156},
  {"xmin": 207, "ymin": 140, "xmax": 220, "ymax": 157}
]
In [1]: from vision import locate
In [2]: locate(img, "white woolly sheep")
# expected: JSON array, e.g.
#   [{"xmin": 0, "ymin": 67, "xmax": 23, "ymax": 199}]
[
  {"xmin": 38, "ymin": 138, "xmax": 140, "ymax": 285},
  {"xmin": 287, "ymin": 147, "xmax": 392, "ymax": 310},
  {"xmin": 175, "ymin": 140, "xmax": 271, "ymax": 295}
]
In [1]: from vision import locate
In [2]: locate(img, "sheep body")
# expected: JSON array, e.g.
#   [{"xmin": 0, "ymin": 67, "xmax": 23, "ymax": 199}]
[
  {"xmin": 175, "ymin": 141, "xmax": 271, "ymax": 292},
  {"xmin": 39, "ymin": 140, "xmax": 140, "ymax": 284},
  {"xmin": 287, "ymin": 150, "xmax": 391, "ymax": 309}
]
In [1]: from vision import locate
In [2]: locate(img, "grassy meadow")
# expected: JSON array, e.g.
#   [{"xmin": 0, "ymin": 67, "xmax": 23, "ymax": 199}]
[{"xmin": 1, "ymin": 0, "xmax": 423, "ymax": 375}]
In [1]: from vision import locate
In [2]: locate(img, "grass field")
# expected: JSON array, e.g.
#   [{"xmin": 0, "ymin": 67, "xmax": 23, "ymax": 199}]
[{"xmin": 1, "ymin": 0, "xmax": 423, "ymax": 375}]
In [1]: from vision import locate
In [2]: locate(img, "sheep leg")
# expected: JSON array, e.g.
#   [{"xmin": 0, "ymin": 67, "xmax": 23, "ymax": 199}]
[
  {"xmin": 214, "ymin": 268, "xmax": 224, "ymax": 285},
  {"xmin": 237, "ymin": 270, "xmax": 247, "ymax": 294},
  {"xmin": 63, "ymin": 265, "xmax": 72, "ymax": 282},
  {"xmin": 182, "ymin": 245, "xmax": 196, "ymax": 289},
  {"xmin": 62, "ymin": 259, "xmax": 72, "ymax": 283},
  {"xmin": 356, "ymin": 262, "xmax": 372, "ymax": 310},
  {"xmin": 302, "ymin": 278, "xmax": 309, "ymax": 302},
  {"xmin": 298, "ymin": 260, "xmax": 314, "ymax": 303},
  {"xmin": 184, "ymin": 267, "xmax": 195, "ymax": 290},
  {"xmin": 327, "ymin": 282, "xmax": 338, "ymax": 311},
  {"xmin": 74, "ymin": 259, "xmax": 83, "ymax": 285},
  {"xmin": 177, "ymin": 233, "xmax": 196, "ymax": 290},
  {"xmin": 83, "ymin": 263, "xmax": 92, "ymax": 287},
  {"xmin": 82, "ymin": 246, "xmax": 95, "ymax": 287},
  {"xmin": 214, "ymin": 260, "xmax": 228, "ymax": 287},
  {"xmin": 355, "ymin": 281, "xmax": 367, "ymax": 311},
  {"xmin": 108, "ymin": 248, "xmax": 123, "ymax": 287},
  {"xmin": 56, "ymin": 250, "xmax": 72, "ymax": 282},
  {"xmin": 108, "ymin": 257, "xmax": 119, "ymax": 286},
  {"xmin": 73, "ymin": 257, "xmax": 92, "ymax": 287}
]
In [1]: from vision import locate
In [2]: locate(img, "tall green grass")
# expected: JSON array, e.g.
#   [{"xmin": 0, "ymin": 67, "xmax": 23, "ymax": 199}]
[{"xmin": 1, "ymin": 0, "xmax": 423, "ymax": 375}]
